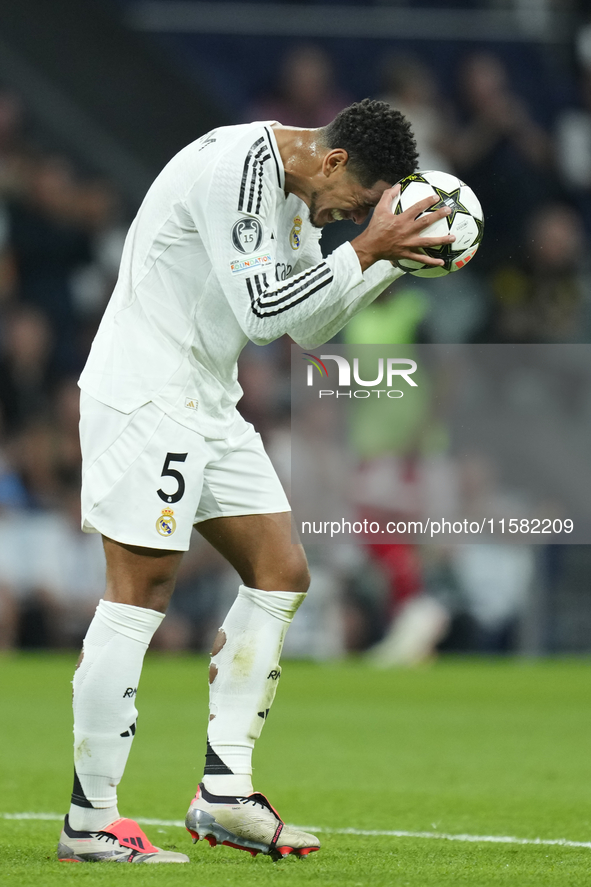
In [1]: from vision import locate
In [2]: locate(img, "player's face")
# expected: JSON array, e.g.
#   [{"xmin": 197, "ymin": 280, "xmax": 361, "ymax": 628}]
[{"xmin": 308, "ymin": 170, "xmax": 391, "ymax": 229}]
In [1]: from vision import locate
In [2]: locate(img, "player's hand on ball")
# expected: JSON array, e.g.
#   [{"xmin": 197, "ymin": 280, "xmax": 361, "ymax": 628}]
[
  {"xmin": 386, "ymin": 186, "xmax": 457, "ymax": 266},
  {"xmin": 352, "ymin": 185, "xmax": 455, "ymax": 271}
]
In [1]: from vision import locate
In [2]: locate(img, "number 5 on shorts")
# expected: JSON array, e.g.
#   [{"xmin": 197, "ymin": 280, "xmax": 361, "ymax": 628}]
[{"xmin": 157, "ymin": 452, "xmax": 188, "ymax": 504}]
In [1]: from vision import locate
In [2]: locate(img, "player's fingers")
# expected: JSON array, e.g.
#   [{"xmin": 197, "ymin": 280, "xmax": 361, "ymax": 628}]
[
  {"xmin": 401, "ymin": 252, "xmax": 445, "ymax": 267},
  {"xmin": 394, "ymin": 253, "xmax": 445, "ymax": 267},
  {"xmin": 417, "ymin": 234, "xmax": 456, "ymax": 248},
  {"xmin": 377, "ymin": 184, "xmax": 401, "ymax": 214},
  {"xmin": 402, "ymin": 194, "xmax": 443, "ymax": 218},
  {"xmin": 417, "ymin": 254, "xmax": 446, "ymax": 267},
  {"xmin": 415, "ymin": 207, "xmax": 452, "ymax": 231}
]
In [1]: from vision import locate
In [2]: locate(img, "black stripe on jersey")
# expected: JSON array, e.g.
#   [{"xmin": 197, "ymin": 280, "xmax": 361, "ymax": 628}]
[
  {"xmin": 247, "ymin": 272, "xmax": 334, "ymax": 318},
  {"xmin": 258, "ymin": 263, "xmax": 332, "ymax": 307},
  {"xmin": 238, "ymin": 137, "xmax": 264, "ymax": 211},
  {"xmin": 257, "ymin": 268, "xmax": 332, "ymax": 311},
  {"xmin": 246, "ymin": 145, "xmax": 266, "ymax": 213},
  {"xmin": 247, "ymin": 147, "xmax": 271, "ymax": 214},
  {"xmin": 246, "ymin": 264, "xmax": 333, "ymax": 317},
  {"xmin": 254, "ymin": 155, "xmax": 271, "ymax": 214},
  {"xmin": 264, "ymin": 126, "xmax": 282, "ymax": 188}
]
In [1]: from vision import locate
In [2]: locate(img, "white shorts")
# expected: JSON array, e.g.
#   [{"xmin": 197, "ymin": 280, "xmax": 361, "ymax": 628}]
[{"xmin": 80, "ymin": 393, "xmax": 290, "ymax": 551}]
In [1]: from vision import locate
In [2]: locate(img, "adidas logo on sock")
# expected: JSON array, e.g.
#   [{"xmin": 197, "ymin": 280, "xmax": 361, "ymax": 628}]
[{"xmin": 120, "ymin": 722, "xmax": 137, "ymax": 738}]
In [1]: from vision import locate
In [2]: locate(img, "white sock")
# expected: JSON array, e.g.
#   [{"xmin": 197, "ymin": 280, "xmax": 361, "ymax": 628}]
[
  {"xmin": 68, "ymin": 599, "xmax": 164, "ymax": 831},
  {"xmin": 203, "ymin": 585, "xmax": 305, "ymax": 797}
]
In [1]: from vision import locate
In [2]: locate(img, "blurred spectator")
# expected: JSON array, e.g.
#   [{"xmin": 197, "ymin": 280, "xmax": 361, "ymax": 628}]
[
  {"xmin": 0, "ymin": 87, "xmax": 24, "ymax": 191},
  {"xmin": 5, "ymin": 155, "xmax": 93, "ymax": 369},
  {"xmin": 483, "ymin": 202, "xmax": 591, "ymax": 342},
  {"xmin": 237, "ymin": 341, "xmax": 290, "ymax": 441},
  {"xmin": 0, "ymin": 306, "xmax": 57, "ymax": 435},
  {"xmin": 379, "ymin": 51, "xmax": 455, "ymax": 173},
  {"xmin": 556, "ymin": 66, "xmax": 591, "ymax": 191},
  {"xmin": 367, "ymin": 592, "xmax": 450, "ymax": 666},
  {"xmin": 446, "ymin": 453, "xmax": 534, "ymax": 652},
  {"xmin": 246, "ymin": 44, "xmax": 351, "ymax": 127},
  {"xmin": 555, "ymin": 21, "xmax": 591, "ymax": 232},
  {"xmin": 52, "ymin": 376, "xmax": 83, "ymax": 486},
  {"xmin": 450, "ymin": 544, "xmax": 534, "ymax": 652},
  {"xmin": 450, "ymin": 51, "xmax": 556, "ymax": 270},
  {"xmin": 0, "ymin": 481, "xmax": 105, "ymax": 648},
  {"xmin": 8, "ymin": 376, "xmax": 81, "ymax": 510},
  {"xmin": 70, "ymin": 178, "xmax": 127, "ymax": 325}
]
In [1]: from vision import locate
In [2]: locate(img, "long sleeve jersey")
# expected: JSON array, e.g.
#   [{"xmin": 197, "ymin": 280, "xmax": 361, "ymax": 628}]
[{"xmin": 79, "ymin": 121, "xmax": 404, "ymax": 438}]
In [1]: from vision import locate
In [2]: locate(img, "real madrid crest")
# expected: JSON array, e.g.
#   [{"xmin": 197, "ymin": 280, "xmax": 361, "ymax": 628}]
[
  {"xmin": 290, "ymin": 215, "xmax": 302, "ymax": 250},
  {"xmin": 156, "ymin": 507, "xmax": 176, "ymax": 537}
]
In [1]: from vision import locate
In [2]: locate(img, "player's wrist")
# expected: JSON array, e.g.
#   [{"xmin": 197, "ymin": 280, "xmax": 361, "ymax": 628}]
[{"xmin": 351, "ymin": 233, "xmax": 379, "ymax": 273}]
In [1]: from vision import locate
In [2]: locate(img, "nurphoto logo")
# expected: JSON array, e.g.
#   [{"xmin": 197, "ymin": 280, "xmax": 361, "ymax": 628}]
[{"xmin": 302, "ymin": 352, "xmax": 418, "ymax": 398}]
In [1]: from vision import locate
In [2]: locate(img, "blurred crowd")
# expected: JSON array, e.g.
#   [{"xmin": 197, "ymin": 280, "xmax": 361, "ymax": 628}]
[{"xmin": 1, "ymin": 21, "xmax": 591, "ymax": 657}]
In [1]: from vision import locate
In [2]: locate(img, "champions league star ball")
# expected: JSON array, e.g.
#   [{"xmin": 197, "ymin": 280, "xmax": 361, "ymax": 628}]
[{"xmin": 392, "ymin": 170, "xmax": 484, "ymax": 277}]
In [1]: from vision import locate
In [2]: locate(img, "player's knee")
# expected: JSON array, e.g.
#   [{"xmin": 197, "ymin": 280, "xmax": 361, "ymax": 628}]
[
  {"xmin": 249, "ymin": 547, "xmax": 310, "ymax": 593},
  {"xmin": 278, "ymin": 548, "xmax": 310, "ymax": 593}
]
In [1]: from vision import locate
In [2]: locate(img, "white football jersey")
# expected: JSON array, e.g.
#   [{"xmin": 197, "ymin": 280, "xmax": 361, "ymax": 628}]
[{"xmin": 79, "ymin": 122, "xmax": 403, "ymax": 438}]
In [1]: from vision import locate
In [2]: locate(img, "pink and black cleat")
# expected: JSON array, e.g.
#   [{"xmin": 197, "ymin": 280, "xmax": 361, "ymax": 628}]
[{"xmin": 57, "ymin": 815, "xmax": 189, "ymax": 863}]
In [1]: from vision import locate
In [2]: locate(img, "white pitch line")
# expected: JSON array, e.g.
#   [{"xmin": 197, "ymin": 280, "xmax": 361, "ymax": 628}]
[{"xmin": 2, "ymin": 812, "xmax": 591, "ymax": 850}]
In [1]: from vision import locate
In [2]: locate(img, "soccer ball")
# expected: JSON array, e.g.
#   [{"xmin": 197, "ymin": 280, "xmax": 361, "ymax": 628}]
[{"xmin": 391, "ymin": 170, "xmax": 484, "ymax": 277}]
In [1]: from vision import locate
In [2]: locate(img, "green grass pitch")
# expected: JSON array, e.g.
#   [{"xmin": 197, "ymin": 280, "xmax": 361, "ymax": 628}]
[{"xmin": 2, "ymin": 653, "xmax": 591, "ymax": 885}]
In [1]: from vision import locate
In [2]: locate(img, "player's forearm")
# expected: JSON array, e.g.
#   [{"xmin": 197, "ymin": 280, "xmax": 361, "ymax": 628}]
[
  {"xmin": 241, "ymin": 247, "xmax": 401, "ymax": 347},
  {"xmin": 290, "ymin": 260, "xmax": 404, "ymax": 347}
]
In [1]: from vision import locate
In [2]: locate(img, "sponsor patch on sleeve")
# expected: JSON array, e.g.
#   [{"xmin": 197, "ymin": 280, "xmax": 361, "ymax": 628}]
[{"xmin": 230, "ymin": 253, "xmax": 272, "ymax": 275}]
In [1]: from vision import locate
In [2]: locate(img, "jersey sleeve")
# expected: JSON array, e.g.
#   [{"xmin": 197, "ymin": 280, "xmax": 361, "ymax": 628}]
[
  {"xmin": 185, "ymin": 127, "xmax": 404, "ymax": 347},
  {"xmin": 290, "ymin": 228, "xmax": 405, "ymax": 346},
  {"xmin": 293, "ymin": 253, "xmax": 406, "ymax": 347}
]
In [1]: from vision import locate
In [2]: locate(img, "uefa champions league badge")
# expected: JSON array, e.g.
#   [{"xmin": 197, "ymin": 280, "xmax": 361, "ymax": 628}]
[
  {"xmin": 156, "ymin": 507, "xmax": 176, "ymax": 537},
  {"xmin": 290, "ymin": 216, "xmax": 302, "ymax": 250},
  {"xmin": 231, "ymin": 218, "xmax": 263, "ymax": 253}
]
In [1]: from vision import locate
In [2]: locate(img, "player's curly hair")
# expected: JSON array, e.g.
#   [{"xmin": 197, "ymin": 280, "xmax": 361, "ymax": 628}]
[{"xmin": 321, "ymin": 98, "xmax": 419, "ymax": 187}]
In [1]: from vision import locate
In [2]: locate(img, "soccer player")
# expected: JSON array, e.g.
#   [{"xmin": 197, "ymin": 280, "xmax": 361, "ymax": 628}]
[{"xmin": 57, "ymin": 99, "xmax": 454, "ymax": 863}]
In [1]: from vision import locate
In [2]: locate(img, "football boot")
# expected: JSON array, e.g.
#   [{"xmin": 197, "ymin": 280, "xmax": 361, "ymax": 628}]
[
  {"xmin": 57, "ymin": 815, "xmax": 189, "ymax": 863},
  {"xmin": 185, "ymin": 783, "xmax": 320, "ymax": 859}
]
